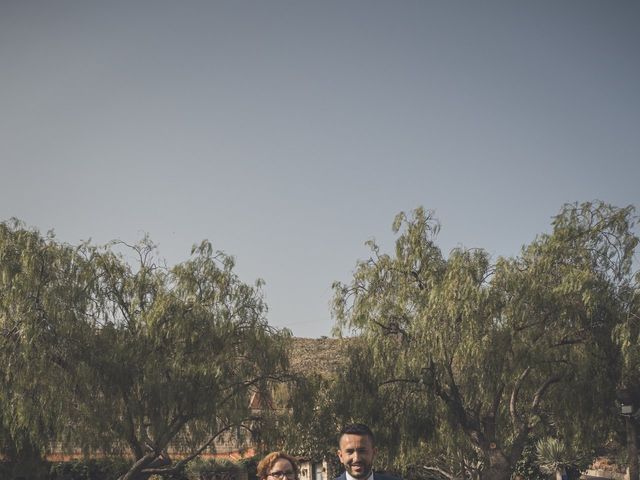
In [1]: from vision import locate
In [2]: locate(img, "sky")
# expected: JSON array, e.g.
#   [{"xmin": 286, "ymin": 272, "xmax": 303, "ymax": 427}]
[{"xmin": 1, "ymin": 1, "xmax": 639, "ymax": 338}]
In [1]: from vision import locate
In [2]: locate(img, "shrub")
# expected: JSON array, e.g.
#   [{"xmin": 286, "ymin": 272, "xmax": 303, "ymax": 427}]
[
  {"xmin": 187, "ymin": 458, "xmax": 242, "ymax": 480},
  {"xmin": 49, "ymin": 458, "xmax": 129, "ymax": 480},
  {"xmin": 239, "ymin": 455, "xmax": 259, "ymax": 480},
  {"xmin": 535, "ymin": 437, "xmax": 587, "ymax": 480},
  {"xmin": 511, "ymin": 442, "xmax": 547, "ymax": 480}
]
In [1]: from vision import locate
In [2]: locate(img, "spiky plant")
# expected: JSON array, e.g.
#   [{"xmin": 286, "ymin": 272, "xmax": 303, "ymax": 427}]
[{"xmin": 535, "ymin": 437, "xmax": 573, "ymax": 477}]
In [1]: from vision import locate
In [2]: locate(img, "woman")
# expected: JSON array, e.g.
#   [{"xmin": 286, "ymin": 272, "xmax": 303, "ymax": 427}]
[{"xmin": 257, "ymin": 452, "xmax": 299, "ymax": 480}]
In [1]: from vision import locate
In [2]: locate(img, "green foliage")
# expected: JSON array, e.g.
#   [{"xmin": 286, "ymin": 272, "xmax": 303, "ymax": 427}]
[
  {"xmin": 186, "ymin": 458, "xmax": 241, "ymax": 480},
  {"xmin": 49, "ymin": 458, "xmax": 130, "ymax": 480},
  {"xmin": 330, "ymin": 202, "xmax": 638, "ymax": 480},
  {"xmin": 512, "ymin": 440, "xmax": 584, "ymax": 480},
  {"xmin": 274, "ymin": 373, "xmax": 341, "ymax": 461},
  {"xmin": 0, "ymin": 220, "xmax": 89, "ymax": 459},
  {"xmin": 535, "ymin": 437, "xmax": 572, "ymax": 475},
  {"xmin": 511, "ymin": 442, "xmax": 547, "ymax": 480},
  {"xmin": 238, "ymin": 455, "xmax": 259, "ymax": 480},
  {"xmin": 0, "ymin": 220, "xmax": 290, "ymax": 480}
]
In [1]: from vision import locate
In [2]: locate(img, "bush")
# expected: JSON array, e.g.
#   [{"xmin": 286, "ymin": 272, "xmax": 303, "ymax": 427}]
[
  {"xmin": 535, "ymin": 437, "xmax": 588, "ymax": 480},
  {"xmin": 187, "ymin": 458, "xmax": 243, "ymax": 480},
  {"xmin": 511, "ymin": 443, "xmax": 547, "ymax": 480},
  {"xmin": 49, "ymin": 458, "xmax": 129, "ymax": 480},
  {"xmin": 239, "ymin": 455, "xmax": 259, "ymax": 480},
  {"xmin": 149, "ymin": 464, "xmax": 189, "ymax": 480}
]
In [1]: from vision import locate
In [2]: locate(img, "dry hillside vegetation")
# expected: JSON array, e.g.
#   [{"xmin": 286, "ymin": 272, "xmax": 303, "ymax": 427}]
[{"xmin": 288, "ymin": 337, "xmax": 353, "ymax": 376}]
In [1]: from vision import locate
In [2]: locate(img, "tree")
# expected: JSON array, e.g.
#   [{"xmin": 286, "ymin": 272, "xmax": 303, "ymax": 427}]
[
  {"xmin": 332, "ymin": 202, "xmax": 638, "ymax": 480},
  {"xmin": 0, "ymin": 220, "xmax": 290, "ymax": 480},
  {"xmin": 85, "ymin": 238, "xmax": 291, "ymax": 480},
  {"xmin": 613, "ymin": 276, "xmax": 640, "ymax": 480},
  {"xmin": 0, "ymin": 219, "xmax": 90, "ymax": 478},
  {"xmin": 272, "ymin": 372, "xmax": 342, "ymax": 461},
  {"xmin": 277, "ymin": 335, "xmax": 477, "ymax": 480}
]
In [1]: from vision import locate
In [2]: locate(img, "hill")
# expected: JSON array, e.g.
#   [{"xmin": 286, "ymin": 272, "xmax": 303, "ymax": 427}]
[{"xmin": 288, "ymin": 337, "xmax": 353, "ymax": 376}]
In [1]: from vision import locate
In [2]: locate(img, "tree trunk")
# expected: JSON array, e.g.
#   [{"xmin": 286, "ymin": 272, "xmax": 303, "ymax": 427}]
[
  {"xmin": 478, "ymin": 448, "xmax": 511, "ymax": 480},
  {"xmin": 479, "ymin": 465, "xmax": 511, "ymax": 480},
  {"xmin": 9, "ymin": 440, "xmax": 48, "ymax": 480},
  {"xmin": 627, "ymin": 416, "xmax": 639, "ymax": 480},
  {"xmin": 117, "ymin": 452, "xmax": 156, "ymax": 480},
  {"xmin": 555, "ymin": 467, "xmax": 567, "ymax": 480}
]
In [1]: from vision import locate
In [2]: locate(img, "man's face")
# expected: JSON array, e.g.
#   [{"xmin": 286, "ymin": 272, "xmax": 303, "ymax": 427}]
[{"xmin": 337, "ymin": 433, "xmax": 377, "ymax": 479}]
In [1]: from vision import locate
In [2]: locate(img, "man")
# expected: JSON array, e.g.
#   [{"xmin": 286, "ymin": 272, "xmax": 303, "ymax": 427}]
[{"xmin": 335, "ymin": 424, "xmax": 399, "ymax": 480}]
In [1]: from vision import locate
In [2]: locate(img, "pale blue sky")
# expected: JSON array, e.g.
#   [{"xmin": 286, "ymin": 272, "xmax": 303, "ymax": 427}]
[{"xmin": 1, "ymin": 1, "xmax": 639, "ymax": 337}]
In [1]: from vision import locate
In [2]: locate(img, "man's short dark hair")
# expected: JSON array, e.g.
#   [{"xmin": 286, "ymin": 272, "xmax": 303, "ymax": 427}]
[{"xmin": 338, "ymin": 423, "xmax": 375, "ymax": 446}]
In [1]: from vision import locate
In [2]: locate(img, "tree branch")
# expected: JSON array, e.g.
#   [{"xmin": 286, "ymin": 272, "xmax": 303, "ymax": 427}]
[
  {"xmin": 421, "ymin": 465, "xmax": 458, "ymax": 480},
  {"xmin": 141, "ymin": 424, "xmax": 245, "ymax": 475},
  {"xmin": 510, "ymin": 367, "xmax": 530, "ymax": 430},
  {"xmin": 532, "ymin": 374, "xmax": 563, "ymax": 412}
]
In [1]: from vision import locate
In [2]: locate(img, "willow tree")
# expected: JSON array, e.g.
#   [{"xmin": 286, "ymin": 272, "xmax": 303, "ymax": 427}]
[
  {"xmin": 0, "ymin": 219, "xmax": 92, "ymax": 478},
  {"xmin": 332, "ymin": 202, "xmax": 637, "ymax": 480},
  {"xmin": 613, "ymin": 275, "xmax": 640, "ymax": 480},
  {"xmin": 86, "ymin": 238, "xmax": 291, "ymax": 480},
  {"xmin": 281, "ymin": 339, "xmax": 459, "ymax": 478},
  {"xmin": 0, "ymin": 220, "xmax": 290, "ymax": 480}
]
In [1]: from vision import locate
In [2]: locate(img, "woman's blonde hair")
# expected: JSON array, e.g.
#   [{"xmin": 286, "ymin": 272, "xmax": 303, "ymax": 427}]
[{"xmin": 257, "ymin": 451, "xmax": 299, "ymax": 480}]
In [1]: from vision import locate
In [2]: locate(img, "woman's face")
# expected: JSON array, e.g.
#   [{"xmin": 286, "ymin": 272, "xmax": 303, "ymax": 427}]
[{"xmin": 266, "ymin": 458, "xmax": 296, "ymax": 480}]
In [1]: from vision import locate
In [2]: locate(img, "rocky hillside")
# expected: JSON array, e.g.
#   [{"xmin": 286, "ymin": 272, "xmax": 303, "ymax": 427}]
[{"xmin": 288, "ymin": 337, "xmax": 353, "ymax": 376}]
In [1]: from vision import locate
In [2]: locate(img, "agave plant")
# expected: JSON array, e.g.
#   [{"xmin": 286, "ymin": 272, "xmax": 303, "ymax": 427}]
[{"xmin": 535, "ymin": 437, "xmax": 575, "ymax": 480}]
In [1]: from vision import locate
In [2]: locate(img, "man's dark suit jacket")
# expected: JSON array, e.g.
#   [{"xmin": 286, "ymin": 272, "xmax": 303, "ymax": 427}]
[{"xmin": 334, "ymin": 472, "xmax": 400, "ymax": 480}]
